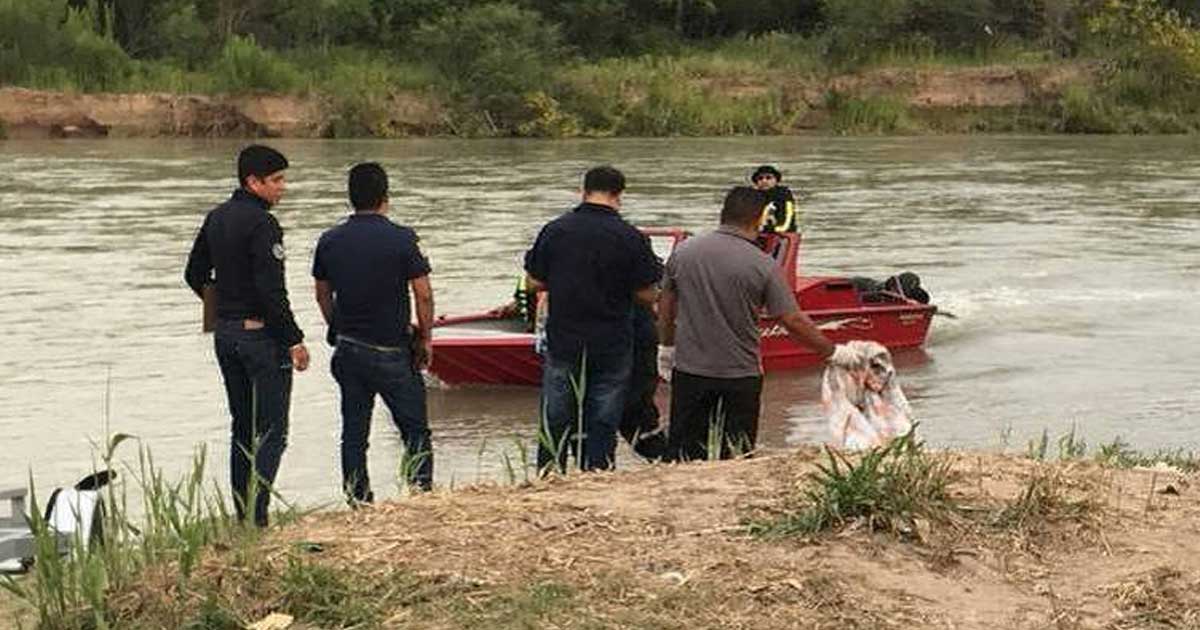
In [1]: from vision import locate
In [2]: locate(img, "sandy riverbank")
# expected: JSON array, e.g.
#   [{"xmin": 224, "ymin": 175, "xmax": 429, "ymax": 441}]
[{"xmin": 70, "ymin": 445, "xmax": 1200, "ymax": 629}]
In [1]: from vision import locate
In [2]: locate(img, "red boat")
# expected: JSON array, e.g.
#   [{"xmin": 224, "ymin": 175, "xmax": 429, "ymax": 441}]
[{"xmin": 429, "ymin": 229, "xmax": 936, "ymax": 386}]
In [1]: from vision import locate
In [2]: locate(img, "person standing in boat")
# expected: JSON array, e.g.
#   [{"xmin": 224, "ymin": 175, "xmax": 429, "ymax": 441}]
[
  {"xmin": 750, "ymin": 165, "xmax": 799, "ymax": 233},
  {"xmin": 525, "ymin": 166, "xmax": 662, "ymax": 473},
  {"xmin": 657, "ymin": 186, "xmax": 836, "ymax": 461},
  {"xmin": 312, "ymin": 163, "xmax": 436, "ymax": 501},
  {"xmin": 184, "ymin": 145, "xmax": 309, "ymax": 527}
]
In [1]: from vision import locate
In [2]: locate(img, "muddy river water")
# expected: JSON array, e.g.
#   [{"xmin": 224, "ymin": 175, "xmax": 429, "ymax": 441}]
[{"xmin": 1, "ymin": 136, "xmax": 1196, "ymax": 506}]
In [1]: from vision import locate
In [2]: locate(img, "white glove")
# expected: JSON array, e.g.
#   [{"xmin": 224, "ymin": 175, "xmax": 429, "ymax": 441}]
[
  {"xmin": 657, "ymin": 345, "xmax": 675, "ymax": 382},
  {"xmin": 828, "ymin": 344, "xmax": 858, "ymax": 369}
]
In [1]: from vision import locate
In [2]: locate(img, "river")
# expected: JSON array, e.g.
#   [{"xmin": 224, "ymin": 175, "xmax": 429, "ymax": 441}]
[{"xmin": 1, "ymin": 136, "xmax": 1196, "ymax": 507}]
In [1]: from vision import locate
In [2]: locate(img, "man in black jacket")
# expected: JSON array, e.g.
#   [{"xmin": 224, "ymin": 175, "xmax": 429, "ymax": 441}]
[{"xmin": 185, "ymin": 145, "xmax": 309, "ymax": 527}]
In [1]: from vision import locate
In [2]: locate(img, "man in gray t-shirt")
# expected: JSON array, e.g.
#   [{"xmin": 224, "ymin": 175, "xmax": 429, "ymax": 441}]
[{"xmin": 659, "ymin": 186, "xmax": 835, "ymax": 461}]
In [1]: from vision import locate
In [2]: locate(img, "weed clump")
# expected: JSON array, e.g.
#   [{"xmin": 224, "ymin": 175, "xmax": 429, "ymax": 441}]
[
  {"xmin": 993, "ymin": 464, "xmax": 1100, "ymax": 533},
  {"xmin": 752, "ymin": 431, "xmax": 959, "ymax": 537}
]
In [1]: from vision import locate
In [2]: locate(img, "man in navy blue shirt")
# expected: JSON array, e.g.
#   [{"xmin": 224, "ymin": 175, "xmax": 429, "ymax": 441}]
[
  {"xmin": 313, "ymin": 163, "xmax": 435, "ymax": 500},
  {"xmin": 525, "ymin": 166, "xmax": 662, "ymax": 473}
]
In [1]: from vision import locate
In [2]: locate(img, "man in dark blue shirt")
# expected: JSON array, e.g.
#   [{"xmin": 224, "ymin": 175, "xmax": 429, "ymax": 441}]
[
  {"xmin": 185, "ymin": 144, "xmax": 309, "ymax": 527},
  {"xmin": 525, "ymin": 166, "xmax": 662, "ymax": 473},
  {"xmin": 313, "ymin": 163, "xmax": 435, "ymax": 500}
]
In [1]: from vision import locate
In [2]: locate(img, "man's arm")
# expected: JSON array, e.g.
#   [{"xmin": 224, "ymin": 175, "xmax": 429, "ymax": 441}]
[
  {"xmin": 410, "ymin": 274, "xmax": 434, "ymax": 369},
  {"xmin": 525, "ymin": 273, "xmax": 546, "ymax": 294},
  {"xmin": 314, "ymin": 280, "xmax": 334, "ymax": 326},
  {"xmin": 778, "ymin": 310, "xmax": 834, "ymax": 358},
  {"xmin": 657, "ymin": 287, "xmax": 678, "ymax": 346},
  {"xmin": 184, "ymin": 219, "xmax": 212, "ymax": 298},
  {"xmin": 250, "ymin": 218, "xmax": 308, "ymax": 370},
  {"xmin": 633, "ymin": 284, "xmax": 658, "ymax": 307}
]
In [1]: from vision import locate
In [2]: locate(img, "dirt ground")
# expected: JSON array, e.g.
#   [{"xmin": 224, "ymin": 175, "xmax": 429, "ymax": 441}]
[
  {"xmin": 0, "ymin": 88, "xmax": 443, "ymax": 139},
  {"xmin": 101, "ymin": 446, "xmax": 1200, "ymax": 629}
]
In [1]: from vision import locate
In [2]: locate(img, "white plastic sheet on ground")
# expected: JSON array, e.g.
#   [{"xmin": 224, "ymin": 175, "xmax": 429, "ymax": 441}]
[{"xmin": 822, "ymin": 341, "xmax": 913, "ymax": 449}]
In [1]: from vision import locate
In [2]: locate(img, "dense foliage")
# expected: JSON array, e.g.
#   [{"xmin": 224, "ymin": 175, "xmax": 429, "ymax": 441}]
[{"xmin": 3, "ymin": 0, "xmax": 1200, "ymax": 135}]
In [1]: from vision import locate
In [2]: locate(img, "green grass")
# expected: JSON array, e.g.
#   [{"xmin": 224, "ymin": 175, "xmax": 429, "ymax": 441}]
[
  {"xmin": 826, "ymin": 91, "xmax": 913, "ymax": 134},
  {"xmin": 0, "ymin": 425, "xmax": 303, "ymax": 629},
  {"xmin": 439, "ymin": 580, "xmax": 575, "ymax": 628},
  {"xmin": 278, "ymin": 558, "xmax": 385, "ymax": 627},
  {"xmin": 1021, "ymin": 426, "xmax": 1200, "ymax": 472},
  {"xmin": 1094, "ymin": 437, "xmax": 1200, "ymax": 472},
  {"xmin": 750, "ymin": 430, "xmax": 959, "ymax": 537}
]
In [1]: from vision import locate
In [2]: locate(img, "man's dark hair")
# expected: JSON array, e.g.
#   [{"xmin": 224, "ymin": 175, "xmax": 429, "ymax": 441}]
[
  {"xmin": 237, "ymin": 145, "xmax": 288, "ymax": 186},
  {"xmin": 750, "ymin": 165, "xmax": 782, "ymax": 183},
  {"xmin": 720, "ymin": 186, "xmax": 768, "ymax": 226},
  {"xmin": 583, "ymin": 165, "xmax": 626, "ymax": 194},
  {"xmin": 348, "ymin": 162, "xmax": 389, "ymax": 211}
]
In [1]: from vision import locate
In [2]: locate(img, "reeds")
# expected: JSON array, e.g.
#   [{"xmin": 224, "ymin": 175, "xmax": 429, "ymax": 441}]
[{"xmin": 0, "ymin": 431, "xmax": 277, "ymax": 629}]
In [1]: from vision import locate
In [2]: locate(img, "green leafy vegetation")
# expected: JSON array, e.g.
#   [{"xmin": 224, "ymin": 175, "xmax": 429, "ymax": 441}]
[{"xmin": 4, "ymin": 0, "xmax": 1200, "ymax": 136}]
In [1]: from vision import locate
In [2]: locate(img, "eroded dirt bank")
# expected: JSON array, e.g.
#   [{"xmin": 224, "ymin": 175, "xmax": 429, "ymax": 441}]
[{"xmin": 0, "ymin": 64, "xmax": 1089, "ymax": 139}]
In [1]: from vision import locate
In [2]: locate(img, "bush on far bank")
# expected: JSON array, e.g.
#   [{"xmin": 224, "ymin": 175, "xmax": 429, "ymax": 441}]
[{"xmin": 6, "ymin": 0, "xmax": 1200, "ymax": 137}]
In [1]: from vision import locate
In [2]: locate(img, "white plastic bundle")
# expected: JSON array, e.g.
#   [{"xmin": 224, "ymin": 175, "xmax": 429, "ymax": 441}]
[{"xmin": 822, "ymin": 341, "xmax": 913, "ymax": 449}]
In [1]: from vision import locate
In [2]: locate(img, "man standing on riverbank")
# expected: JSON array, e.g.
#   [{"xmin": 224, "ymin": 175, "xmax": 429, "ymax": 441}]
[
  {"xmin": 658, "ymin": 186, "xmax": 834, "ymax": 461},
  {"xmin": 185, "ymin": 144, "xmax": 309, "ymax": 527},
  {"xmin": 313, "ymin": 163, "xmax": 435, "ymax": 500},
  {"xmin": 525, "ymin": 166, "xmax": 662, "ymax": 473}
]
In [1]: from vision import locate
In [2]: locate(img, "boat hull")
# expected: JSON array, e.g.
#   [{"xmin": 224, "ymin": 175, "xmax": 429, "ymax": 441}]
[{"xmin": 429, "ymin": 300, "xmax": 934, "ymax": 386}]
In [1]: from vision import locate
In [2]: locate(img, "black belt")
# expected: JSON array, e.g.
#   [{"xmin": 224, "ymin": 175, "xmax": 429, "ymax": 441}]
[{"xmin": 337, "ymin": 335, "xmax": 407, "ymax": 353}]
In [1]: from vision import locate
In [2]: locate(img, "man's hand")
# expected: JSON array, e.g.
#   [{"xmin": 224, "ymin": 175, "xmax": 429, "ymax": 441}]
[
  {"xmin": 418, "ymin": 336, "xmax": 433, "ymax": 370},
  {"xmin": 411, "ymin": 330, "xmax": 433, "ymax": 371},
  {"xmin": 290, "ymin": 343, "xmax": 310, "ymax": 372},
  {"xmin": 489, "ymin": 302, "xmax": 519, "ymax": 318},
  {"xmin": 657, "ymin": 345, "xmax": 675, "ymax": 382}
]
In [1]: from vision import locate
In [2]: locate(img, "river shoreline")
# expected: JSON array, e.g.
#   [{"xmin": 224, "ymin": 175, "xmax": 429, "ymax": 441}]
[
  {"xmin": 0, "ymin": 63, "xmax": 1089, "ymax": 140},
  {"xmin": 10, "ymin": 445, "xmax": 1199, "ymax": 628}
]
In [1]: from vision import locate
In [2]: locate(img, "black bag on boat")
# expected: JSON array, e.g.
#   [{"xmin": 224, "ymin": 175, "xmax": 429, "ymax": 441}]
[{"xmin": 851, "ymin": 271, "xmax": 930, "ymax": 304}]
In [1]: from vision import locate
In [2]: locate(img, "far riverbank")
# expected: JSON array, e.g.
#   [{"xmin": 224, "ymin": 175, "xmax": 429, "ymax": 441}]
[{"xmin": 0, "ymin": 63, "xmax": 1102, "ymax": 139}]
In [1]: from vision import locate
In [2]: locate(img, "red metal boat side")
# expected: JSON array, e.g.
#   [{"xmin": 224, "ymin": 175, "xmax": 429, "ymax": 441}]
[{"xmin": 428, "ymin": 229, "xmax": 936, "ymax": 386}]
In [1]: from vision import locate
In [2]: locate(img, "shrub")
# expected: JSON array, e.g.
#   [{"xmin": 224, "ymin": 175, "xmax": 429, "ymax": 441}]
[
  {"xmin": 1057, "ymin": 82, "xmax": 1119, "ymax": 133},
  {"xmin": 210, "ymin": 35, "xmax": 301, "ymax": 93},
  {"xmin": 149, "ymin": 0, "xmax": 212, "ymax": 68},
  {"xmin": 1087, "ymin": 0, "xmax": 1200, "ymax": 111},
  {"xmin": 0, "ymin": 0, "xmax": 134, "ymax": 91},
  {"xmin": 414, "ymin": 2, "xmax": 564, "ymax": 133}
]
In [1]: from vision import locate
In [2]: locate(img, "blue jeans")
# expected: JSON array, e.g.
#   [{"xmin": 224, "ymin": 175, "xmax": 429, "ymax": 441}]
[
  {"xmin": 537, "ymin": 345, "xmax": 633, "ymax": 473},
  {"xmin": 332, "ymin": 338, "xmax": 431, "ymax": 500},
  {"xmin": 214, "ymin": 321, "xmax": 292, "ymax": 527}
]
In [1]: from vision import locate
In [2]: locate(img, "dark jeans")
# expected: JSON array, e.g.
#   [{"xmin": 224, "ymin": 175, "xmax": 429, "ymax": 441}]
[
  {"xmin": 667, "ymin": 369, "xmax": 763, "ymax": 462},
  {"xmin": 332, "ymin": 338, "xmax": 431, "ymax": 500},
  {"xmin": 618, "ymin": 329, "xmax": 666, "ymax": 461},
  {"xmin": 214, "ymin": 321, "xmax": 292, "ymax": 527},
  {"xmin": 538, "ymin": 345, "xmax": 632, "ymax": 473}
]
